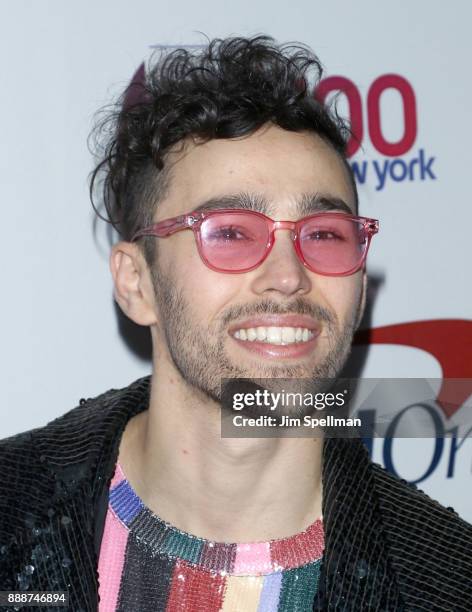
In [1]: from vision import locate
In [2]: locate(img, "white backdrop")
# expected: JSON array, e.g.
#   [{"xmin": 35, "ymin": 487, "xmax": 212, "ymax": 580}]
[{"xmin": 1, "ymin": 0, "xmax": 471, "ymax": 521}]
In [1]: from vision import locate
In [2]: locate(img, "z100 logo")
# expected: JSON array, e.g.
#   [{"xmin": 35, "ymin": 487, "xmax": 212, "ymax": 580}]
[{"xmin": 315, "ymin": 75, "xmax": 436, "ymax": 191}]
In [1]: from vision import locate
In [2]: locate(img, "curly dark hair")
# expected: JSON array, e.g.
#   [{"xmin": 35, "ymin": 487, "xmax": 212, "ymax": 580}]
[{"xmin": 89, "ymin": 35, "xmax": 356, "ymax": 266}]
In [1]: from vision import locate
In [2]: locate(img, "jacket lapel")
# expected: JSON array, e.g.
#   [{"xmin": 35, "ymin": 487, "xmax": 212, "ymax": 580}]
[
  {"xmin": 28, "ymin": 377, "xmax": 152, "ymax": 610},
  {"xmin": 314, "ymin": 436, "xmax": 403, "ymax": 610}
]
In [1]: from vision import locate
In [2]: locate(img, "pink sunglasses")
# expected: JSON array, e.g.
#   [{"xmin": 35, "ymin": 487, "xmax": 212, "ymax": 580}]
[{"xmin": 131, "ymin": 208, "xmax": 379, "ymax": 276}]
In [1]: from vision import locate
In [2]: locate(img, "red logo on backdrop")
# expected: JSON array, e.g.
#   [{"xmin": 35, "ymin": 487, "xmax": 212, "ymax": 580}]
[
  {"xmin": 315, "ymin": 74, "xmax": 418, "ymax": 158},
  {"xmin": 354, "ymin": 320, "xmax": 472, "ymax": 418},
  {"xmin": 315, "ymin": 74, "xmax": 435, "ymax": 191}
]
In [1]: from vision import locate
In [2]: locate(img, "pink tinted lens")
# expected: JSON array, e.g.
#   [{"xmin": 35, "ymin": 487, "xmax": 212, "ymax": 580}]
[
  {"xmin": 299, "ymin": 215, "xmax": 367, "ymax": 274},
  {"xmin": 200, "ymin": 212, "xmax": 270, "ymax": 271}
]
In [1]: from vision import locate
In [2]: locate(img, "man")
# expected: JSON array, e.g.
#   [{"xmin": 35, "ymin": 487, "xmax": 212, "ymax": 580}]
[{"xmin": 0, "ymin": 36, "xmax": 471, "ymax": 612}]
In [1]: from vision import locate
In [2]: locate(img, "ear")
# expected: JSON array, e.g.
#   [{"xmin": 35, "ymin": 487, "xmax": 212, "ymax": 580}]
[
  {"xmin": 354, "ymin": 271, "xmax": 368, "ymax": 330},
  {"xmin": 109, "ymin": 241, "xmax": 157, "ymax": 326}
]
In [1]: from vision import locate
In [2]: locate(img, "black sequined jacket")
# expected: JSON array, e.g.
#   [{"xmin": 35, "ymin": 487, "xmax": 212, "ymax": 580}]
[{"xmin": 0, "ymin": 375, "xmax": 471, "ymax": 611}]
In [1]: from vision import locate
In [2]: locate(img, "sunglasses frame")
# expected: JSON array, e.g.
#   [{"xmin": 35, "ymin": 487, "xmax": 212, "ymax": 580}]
[{"xmin": 131, "ymin": 208, "xmax": 379, "ymax": 276}]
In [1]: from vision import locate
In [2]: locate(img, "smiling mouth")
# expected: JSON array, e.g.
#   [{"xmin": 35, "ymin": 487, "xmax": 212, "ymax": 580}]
[{"xmin": 232, "ymin": 326, "xmax": 315, "ymax": 345}]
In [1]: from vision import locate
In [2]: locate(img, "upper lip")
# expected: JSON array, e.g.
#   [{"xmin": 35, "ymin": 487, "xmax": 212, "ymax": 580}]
[{"xmin": 228, "ymin": 314, "xmax": 321, "ymax": 335}]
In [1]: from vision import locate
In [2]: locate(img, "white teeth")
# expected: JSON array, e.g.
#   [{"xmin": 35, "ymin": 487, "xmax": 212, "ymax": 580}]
[
  {"xmin": 247, "ymin": 328, "xmax": 258, "ymax": 341},
  {"xmin": 256, "ymin": 327, "xmax": 267, "ymax": 341},
  {"xmin": 281, "ymin": 327, "xmax": 295, "ymax": 343},
  {"xmin": 267, "ymin": 327, "xmax": 282, "ymax": 343},
  {"xmin": 233, "ymin": 326, "xmax": 314, "ymax": 345}
]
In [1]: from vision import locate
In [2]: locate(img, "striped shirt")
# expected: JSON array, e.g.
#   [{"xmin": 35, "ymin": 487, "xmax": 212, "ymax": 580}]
[{"xmin": 98, "ymin": 462, "xmax": 324, "ymax": 611}]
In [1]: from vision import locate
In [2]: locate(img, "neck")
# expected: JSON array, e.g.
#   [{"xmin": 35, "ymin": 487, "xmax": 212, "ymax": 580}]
[{"xmin": 118, "ymin": 361, "xmax": 323, "ymax": 543}]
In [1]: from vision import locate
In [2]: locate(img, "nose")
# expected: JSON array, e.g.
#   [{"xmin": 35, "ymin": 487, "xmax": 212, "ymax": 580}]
[{"xmin": 249, "ymin": 229, "xmax": 312, "ymax": 297}]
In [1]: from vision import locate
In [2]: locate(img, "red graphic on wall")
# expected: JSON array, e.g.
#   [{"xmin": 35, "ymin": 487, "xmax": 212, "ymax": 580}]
[
  {"xmin": 354, "ymin": 320, "xmax": 472, "ymax": 418},
  {"xmin": 315, "ymin": 73, "xmax": 418, "ymax": 158},
  {"xmin": 124, "ymin": 63, "xmax": 147, "ymax": 110}
]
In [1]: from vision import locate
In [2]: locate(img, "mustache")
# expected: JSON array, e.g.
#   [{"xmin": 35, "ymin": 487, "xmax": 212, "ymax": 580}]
[{"xmin": 219, "ymin": 297, "xmax": 336, "ymax": 328}]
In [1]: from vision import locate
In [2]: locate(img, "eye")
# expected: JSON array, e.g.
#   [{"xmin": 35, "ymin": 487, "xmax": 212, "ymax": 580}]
[
  {"xmin": 306, "ymin": 230, "xmax": 345, "ymax": 241},
  {"xmin": 207, "ymin": 226, "xmax": 252, "ymax": 241}
]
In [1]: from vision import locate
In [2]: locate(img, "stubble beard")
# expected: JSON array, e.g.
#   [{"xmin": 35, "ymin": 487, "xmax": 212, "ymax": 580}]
[{"xmin": 151, "ymin": 264, "xmax": 361, "ymax": 407}]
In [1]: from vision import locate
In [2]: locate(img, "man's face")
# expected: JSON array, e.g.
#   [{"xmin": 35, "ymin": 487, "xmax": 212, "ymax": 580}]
[{"xmin": 147, "ymin": 125, "xmax": 364, "ymax": 402}]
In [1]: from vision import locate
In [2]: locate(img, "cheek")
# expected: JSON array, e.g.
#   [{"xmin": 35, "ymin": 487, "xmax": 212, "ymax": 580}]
[
  {"xmin": 161, "ymin": 234, "xmax": 245, "ymax": 321},
  {"xmin": 157, "ymin": 232, "xmax": 203, "ymax": 288},
  {"xmin": 316, "ymin": 274, "xmax": 362, "ymax": 325}
]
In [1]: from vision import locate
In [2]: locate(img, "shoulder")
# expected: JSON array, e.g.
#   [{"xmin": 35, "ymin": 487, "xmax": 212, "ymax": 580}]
[
  {"xmin": 0, "ymin": 427, "xmax": 44, "ymax": 494},
  {"xmin": 372, "ymin": 460, "xmax": 471, "ymax": 534},
  {"xmin": 371, "ymin": 461, "xmax": 472, "ymax": 607},
  {"xmin": 0, "ymin": 375, "xmax": 151, "ymax": 456},
  {"xmin": 0, "ymin": 427, "xmax": 50, "ymax": 545},
  {"xmin": 0, "ymin": 376, "xmax": 151, "ymax": 535}
]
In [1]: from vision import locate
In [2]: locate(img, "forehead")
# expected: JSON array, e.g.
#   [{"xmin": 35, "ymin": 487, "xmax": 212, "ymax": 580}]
[{"xmin": 157, "ymin": 124, "xmax": 355, "ymax": 220}]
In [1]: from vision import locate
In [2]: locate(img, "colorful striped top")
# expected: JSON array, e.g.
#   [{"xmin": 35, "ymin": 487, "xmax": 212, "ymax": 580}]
[{"xmin": 98, "ymin": 462, "xmax": 324, "ymax": 611}]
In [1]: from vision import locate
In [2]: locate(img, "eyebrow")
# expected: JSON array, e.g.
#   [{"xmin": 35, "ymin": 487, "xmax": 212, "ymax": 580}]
[
  {"xmin": 192, "ymin": 193, "xmax": 272, "ymax": 215},
  {"xmin": 191, "ymin": 192, "xmax": 354, "ymax": 217},
  {"xmin": 298, "ymin": 193, "xmax": 354, "ymax": 216}
]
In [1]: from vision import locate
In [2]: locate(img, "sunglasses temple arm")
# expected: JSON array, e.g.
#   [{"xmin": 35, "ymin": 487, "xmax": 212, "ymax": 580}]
[{"xmin": 131, "ymin": 215, "xmax": 193, "ymax": 241}]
